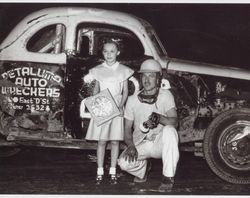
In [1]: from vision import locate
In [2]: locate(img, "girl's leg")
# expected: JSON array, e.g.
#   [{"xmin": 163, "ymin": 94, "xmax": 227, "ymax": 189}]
[
  {"xmin": 110, "ymin": 140, "xmax": 119, "ymax": 169},
  {"xmin": 96, "ymin": 140, "xmax": 107, "ymax": 185},
  {"xmin": 109, "ymin": 140, "xmax": 119, "ymax": 184},
  {"xmin": 97, "ymin": 140, "xmax": 107, "ymax": 174}
]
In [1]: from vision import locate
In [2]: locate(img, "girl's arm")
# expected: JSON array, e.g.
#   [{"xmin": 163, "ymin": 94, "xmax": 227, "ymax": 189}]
[
  {"xmin": 119, "ymin": 80, "xmax": 129, "ymax": 116},
  {"xmin": 92, "ymin": 80, "xmax": 100, "ymax": 96}
]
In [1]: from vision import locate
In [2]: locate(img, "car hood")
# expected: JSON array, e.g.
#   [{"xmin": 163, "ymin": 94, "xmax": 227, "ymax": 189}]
[{"xmin": 166, "ymin": 57, "xmax": 250, "ymax": 80}]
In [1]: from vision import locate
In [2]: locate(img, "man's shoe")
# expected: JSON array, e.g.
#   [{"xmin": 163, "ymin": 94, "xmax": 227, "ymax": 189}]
[
  {"xmin": 134, "ymin": 175, "xmax": 147, "ymax": 183},
  {"xmin": 158, "ymin": 176, "xmax": 174, "ymax": 192},
  {"xmin": 133, "ymin": 160, "xmax": 152, "ymax": 183}
]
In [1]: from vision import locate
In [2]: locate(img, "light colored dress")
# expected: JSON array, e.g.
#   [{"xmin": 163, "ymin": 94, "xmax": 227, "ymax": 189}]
[{"xmin": 85, "ymin": 61, "xmax": 134, "ymax": 141}]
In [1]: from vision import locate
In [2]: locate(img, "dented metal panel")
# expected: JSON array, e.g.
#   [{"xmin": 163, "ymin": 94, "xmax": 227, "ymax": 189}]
[{"xmin": 0, "ymin": 61, "xmax": 65, "ymax": 137}]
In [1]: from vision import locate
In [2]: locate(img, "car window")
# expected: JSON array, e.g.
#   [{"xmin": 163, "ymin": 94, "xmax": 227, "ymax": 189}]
[
  {"xmin": 146, "ymin": 27, "xmax": 167, "ymax": 57},
  {"xmin": 76, "ymin": 23, "xmax": 144, "ymax": 61},
  {"xmin": 27, "ymin": 24, "xmax": 66, "ymax": 54}
]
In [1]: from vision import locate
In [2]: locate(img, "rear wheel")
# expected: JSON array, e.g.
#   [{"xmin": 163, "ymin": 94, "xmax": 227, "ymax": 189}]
[{"xmin": 203, "ymin": 108, "xmax": 250, "ymax": 184}]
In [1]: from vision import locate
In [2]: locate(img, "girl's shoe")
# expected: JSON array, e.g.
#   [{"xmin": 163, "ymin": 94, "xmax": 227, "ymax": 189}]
[
  {"xmin": 110, "ymin": 174, "xmax": 118, "ymax": 185},
  {"xmin": 95, "ymin": 175, "xmax": 103, "ymax": 185}
]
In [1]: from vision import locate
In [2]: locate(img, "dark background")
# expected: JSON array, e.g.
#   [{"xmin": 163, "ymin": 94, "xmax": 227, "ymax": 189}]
[{"xmin": 1, "ymin": 3, "xmax": 250, "ymax": 68}]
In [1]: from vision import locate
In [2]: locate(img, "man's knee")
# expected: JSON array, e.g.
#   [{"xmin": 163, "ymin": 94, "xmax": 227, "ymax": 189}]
[
  {"xmin": 118, "ymin": 154, "xmax": 140, "ymax": 172},
  {"xmin": 118, "ymin": 156, "xmax": 130, "ymax": 171},
  {"xmin": 162, "ymin": 125, "xmax": 178, "ymax": 141},
  {"xmin": 162, "ymin": 125, "xmax": 177, "ymax": 133}
]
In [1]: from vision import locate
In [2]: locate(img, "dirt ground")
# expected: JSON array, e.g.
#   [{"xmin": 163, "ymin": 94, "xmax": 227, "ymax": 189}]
[{"xmin": 0, "ymin": 147, "xmax": 249, "ymax": 195}]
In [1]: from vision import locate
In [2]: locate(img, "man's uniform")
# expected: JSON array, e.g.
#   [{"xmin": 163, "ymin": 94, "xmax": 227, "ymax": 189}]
[{"xmin": 118, "ymin": 88, "xmax": 179, "ymax": 179}]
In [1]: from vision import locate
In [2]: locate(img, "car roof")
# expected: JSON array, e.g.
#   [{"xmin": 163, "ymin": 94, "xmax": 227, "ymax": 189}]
[
  {"xmin": 0, "ymin": 7, "xmax": 151, "ymax": 49},
  {"xmin": 23, "ymin": 7, "xmax": 148, "ymax": 24}
]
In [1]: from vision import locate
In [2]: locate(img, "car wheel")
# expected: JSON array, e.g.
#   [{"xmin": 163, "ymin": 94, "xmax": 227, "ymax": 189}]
[
  {"xmin": 203, "ymin": 108, "xmax": 250, "ymax": 184},
  {"xmin": 0, "ymin": 147, "xmax": 21, "ymax": 158}
]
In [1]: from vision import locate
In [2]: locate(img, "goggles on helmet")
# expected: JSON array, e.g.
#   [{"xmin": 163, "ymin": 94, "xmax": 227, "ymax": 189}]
[{"xmin": 137, "ymin": 89, "xmax": 159, "ymax": 104}]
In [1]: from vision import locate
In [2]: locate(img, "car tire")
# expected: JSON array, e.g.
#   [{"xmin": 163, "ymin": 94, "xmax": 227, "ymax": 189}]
[{"xmin": 203, "ymin": 108, "xmax": 250, "ymax": 184}]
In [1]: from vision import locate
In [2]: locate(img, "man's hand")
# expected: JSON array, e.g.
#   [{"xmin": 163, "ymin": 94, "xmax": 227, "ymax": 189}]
[
  {"xmin": 124, "ymin": 145, "xmax": 138, "ymax": 163},
  {"xmin": 144, "ymin": 112, "xmax": 160, "ymax": 129}
]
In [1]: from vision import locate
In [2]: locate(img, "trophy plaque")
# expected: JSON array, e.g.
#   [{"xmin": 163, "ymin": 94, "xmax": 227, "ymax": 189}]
[{"xmin": 84, "ymin": 89, "xmax": 120, "ymax": 126}]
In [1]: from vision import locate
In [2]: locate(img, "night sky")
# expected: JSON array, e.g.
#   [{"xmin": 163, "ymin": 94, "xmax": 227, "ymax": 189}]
[{"xmin": 1, "ymin": 3, "xmax": 250, "ymax": 68}]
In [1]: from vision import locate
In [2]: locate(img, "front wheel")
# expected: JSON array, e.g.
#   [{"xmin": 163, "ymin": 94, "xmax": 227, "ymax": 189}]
[{"xmin": 203, "ymin": 108, "xmax": 250, "ymax": 184}]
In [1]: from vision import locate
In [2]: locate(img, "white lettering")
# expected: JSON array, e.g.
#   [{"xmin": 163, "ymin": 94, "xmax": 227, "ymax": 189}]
[
  {"xmin": 35, "ymin": 98, "xmax": 40, "ymax": 103},
  {"xmin": 30, "ymin": 87, "xmax": 37, "ymax": 96},
  {"xmin": 46, "ymin": 88, "xmax": 53, "ymax": 97},
  {"xmin": 15, "ymin": 77, "xmax": 23, "ymax": 86},
  {"xmin": 52, "ymin": 75, "xmax": 62, "ymax": 83},
  {"xmin": 38, "ymin": 79, "xmax": 47, "ymax": 87},
  {"xmin": 23, "ymin": 78, "xmax": 32, "ymax": 87},
  {"xmin": 9, "ymin": 70, "xmax": 16, "ymax": 79},
  {"xmin": 30, "ymin": 67, "xmax": 36, "ymax": 76},
  {"xmin": 14, "ymin": 67, "xmax": 22, "ymax": 76},
  {"xmin": 1, "ymin": 87, "xmax": 6, "ymax": 94},
  {"xmin": 37, "ymin": 68, "xmax": 45, "ymax": 78},
  {"xmin": 32, "ymin": 78, "xmax": 39, "ymax": 87},
  {"xmin": 38, "ymin": 88, "xmax": 45, "ymax": 97},
  {"xmin": 22, "ymin": 67, "xmax": 30, "ymax": 76},
  {"xmin": 16, "ymin": 87, "xmax": 22, "ymax": 95},
  {"xmin": 1, "ymin": 67, "xmax": 62, "ymax": 84},
  {"xmin": 52, "ymin": 89, "xmax": 60, "ymax": 97},
  {"xmin": 1, "ymin": 73, "xmax": 7, "ymax": 79},
  {"xmin": 23, "ymin": 87, "xmax": 30, "ymax": 96}
]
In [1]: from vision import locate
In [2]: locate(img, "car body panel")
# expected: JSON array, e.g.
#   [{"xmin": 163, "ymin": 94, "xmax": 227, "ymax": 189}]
[
  {"xmin": 0, "ymin": 61, "xmax": 65, "ymax": 134},
  {"xmin": 167, "ymin": 58, "xmax": 250, "ymax": 80},
  {"xmin": 0, "ymin": 7, "xmax": 163, "ymax": 64}
]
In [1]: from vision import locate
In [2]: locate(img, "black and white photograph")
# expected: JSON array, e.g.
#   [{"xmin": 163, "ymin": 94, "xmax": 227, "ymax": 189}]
[{"xmin": 0, "ymin": 2, "xmax": 249, "ymax": 196}]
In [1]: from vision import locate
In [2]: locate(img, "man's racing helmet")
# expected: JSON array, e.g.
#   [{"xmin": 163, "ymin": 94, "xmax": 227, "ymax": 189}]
[
  {"xmin": 138, "ymin": 59, "xmax": 162, "ymax": 75},
  {"xmin": 137, "ymin": 59, "xmax": 162, "ymax": 104}
]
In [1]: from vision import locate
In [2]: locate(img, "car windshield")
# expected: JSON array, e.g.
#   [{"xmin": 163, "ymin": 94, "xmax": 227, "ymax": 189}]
[{"xmin": 146, "ymin": 27, "xmax": 167, "ymax": 57}]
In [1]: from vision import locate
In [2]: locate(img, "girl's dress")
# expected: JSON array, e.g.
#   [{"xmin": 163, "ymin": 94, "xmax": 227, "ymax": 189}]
[{"xmin": 85, "ymin": 62, "xmax": 134, "ymax": 141}]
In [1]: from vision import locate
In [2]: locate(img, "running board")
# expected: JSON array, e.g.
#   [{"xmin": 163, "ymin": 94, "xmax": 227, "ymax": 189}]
[{"xmin": 6, "ymin": 131, "xmax": 126, "ymax": 150}]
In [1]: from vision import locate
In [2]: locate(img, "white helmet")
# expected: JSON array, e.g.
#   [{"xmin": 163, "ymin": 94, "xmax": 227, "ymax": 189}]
[{"xmin": 138, "ymin": 59, "xmax": 162, "ymax": 74}]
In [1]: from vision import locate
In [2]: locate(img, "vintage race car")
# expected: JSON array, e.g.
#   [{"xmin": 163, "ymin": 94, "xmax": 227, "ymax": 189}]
[{"xmin": 0, "ymin": 7, "xmax": 249, "ymax": 184}]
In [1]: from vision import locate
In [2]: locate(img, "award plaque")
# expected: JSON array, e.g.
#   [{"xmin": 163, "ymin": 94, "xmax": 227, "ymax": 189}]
[{"xmin": 84, "ymin": 89, "xmax": 120, "ymax": 126}]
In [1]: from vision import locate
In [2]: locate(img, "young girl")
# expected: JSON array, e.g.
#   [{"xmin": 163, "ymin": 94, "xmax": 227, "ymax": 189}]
[{"xmin": 85, "ymin": 39, "xmax": 134, "ymax": 185}]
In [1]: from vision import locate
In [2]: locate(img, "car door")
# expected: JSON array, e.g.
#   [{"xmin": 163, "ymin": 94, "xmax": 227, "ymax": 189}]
[{"xmin": 0, "ymin": 23, "xmax": 67, "ymax": 140}]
